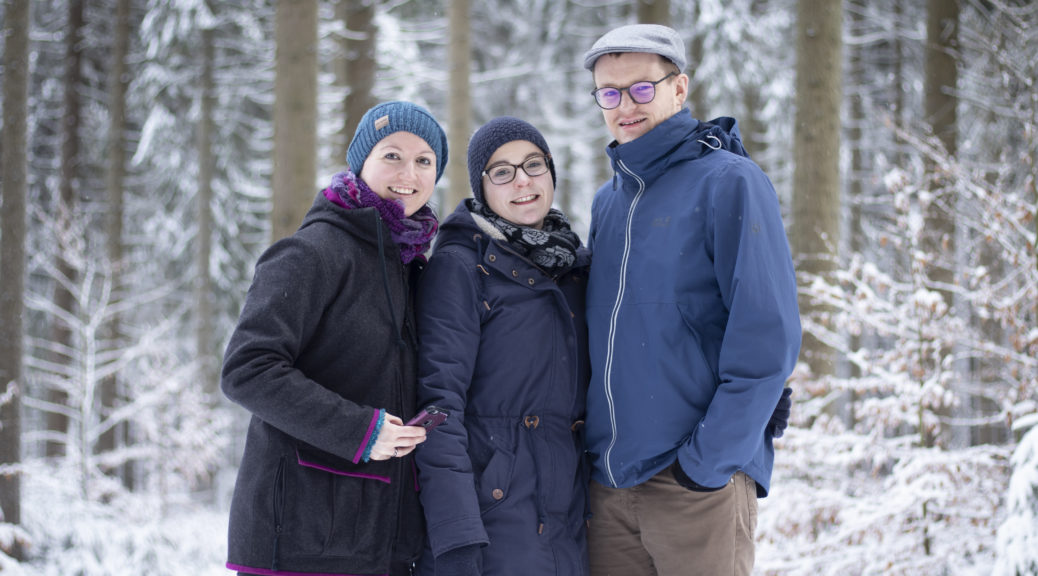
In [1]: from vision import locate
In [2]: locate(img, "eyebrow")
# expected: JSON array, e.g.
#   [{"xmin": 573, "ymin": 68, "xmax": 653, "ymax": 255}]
[
  {"xmin": 486, "ymin": 152, "xmax": 544, "ymax": 167},
  {"xmin": 374, "ymin": 142, "xmax": 435, "ymax": 156}
]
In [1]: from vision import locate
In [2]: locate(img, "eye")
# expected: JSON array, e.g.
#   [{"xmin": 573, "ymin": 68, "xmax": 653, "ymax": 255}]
[
  {"xmin": 524, "ymin": 158, "xmax": 545, "ymax": 170},
  {"xmin": 490, "ymin": 166, "xmax": 513, "ymax": 179},
  {"xmin": 630, "ymin": 83, "xmax": 654, "ymax": 97},
  {"xmin": 417, "ymin": 156, "xmax": 433, "ymax": 166},
  {"xmin": 600, "ymin": 88, "xmax": 621, "ymax": 99},
  {"xmin": 382, "ymin": 151, "xmax": 401, "ymax": 161}
]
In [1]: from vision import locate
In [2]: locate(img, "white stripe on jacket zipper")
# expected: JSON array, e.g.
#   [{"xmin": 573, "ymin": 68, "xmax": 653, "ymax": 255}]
[{"xmin": 602, "ymin": 158, "xmax": 645, "ymax": 488}]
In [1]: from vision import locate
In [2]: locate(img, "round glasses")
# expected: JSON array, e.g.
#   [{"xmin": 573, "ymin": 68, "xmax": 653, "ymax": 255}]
[
  {"xmin": 482, "ymin": 155, "xmax": 551, "ymax": 185},
  {"xmin": 591, "ymin": 72, "xmax": 677, "ymax": 110}
]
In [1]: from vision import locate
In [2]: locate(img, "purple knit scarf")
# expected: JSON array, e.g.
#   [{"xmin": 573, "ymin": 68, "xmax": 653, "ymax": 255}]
[{"xmin": 323, "ymin": 171, "xmax": 438, "ymax": 264}]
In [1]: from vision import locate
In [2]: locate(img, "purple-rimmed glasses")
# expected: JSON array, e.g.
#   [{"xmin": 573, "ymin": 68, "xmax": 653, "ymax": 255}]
[{"xmin": 591, "ymin": 72, "xmax": 677, "ymax": 110}]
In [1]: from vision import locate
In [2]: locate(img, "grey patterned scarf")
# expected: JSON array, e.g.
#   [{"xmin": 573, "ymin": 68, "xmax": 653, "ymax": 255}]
[{"xmin": 466, "ymin": 198, "xmax": 581, "ymax": 276}]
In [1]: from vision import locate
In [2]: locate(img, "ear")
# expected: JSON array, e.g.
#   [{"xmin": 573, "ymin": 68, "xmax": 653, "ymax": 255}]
[{"xmin": 674, "ymin": 73, "xmax": 690, "ymax": 108}]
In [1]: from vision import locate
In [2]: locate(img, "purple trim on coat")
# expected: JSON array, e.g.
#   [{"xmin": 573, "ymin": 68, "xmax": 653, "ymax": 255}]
[
  {"xmin": 226, "ymin": 562, "xmax": 388, "ymax": 576},
  {"xmin": 297, "ymin": 450, "xmax": 392, "ymax": 485}
]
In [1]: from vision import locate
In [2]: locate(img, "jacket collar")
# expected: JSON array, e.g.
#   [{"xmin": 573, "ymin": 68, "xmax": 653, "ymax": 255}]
[{"xmin": 605, "ymin": 109, "xmax": 750, "ymax": 188}]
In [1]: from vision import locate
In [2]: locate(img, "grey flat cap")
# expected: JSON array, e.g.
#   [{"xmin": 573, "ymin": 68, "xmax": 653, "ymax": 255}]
[{"xmin": 583, "ymin": 24, "xmax": 686, "ymax": 71}]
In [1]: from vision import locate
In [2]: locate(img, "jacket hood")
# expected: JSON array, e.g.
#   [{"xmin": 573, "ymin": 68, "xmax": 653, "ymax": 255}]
[
  {"xmin": 298, "ymin": 189, "xmax": 386, "ymax": 250},
  {"xmin": 606, "ymin": 110, "xmax": 750, "ymax": 187}
]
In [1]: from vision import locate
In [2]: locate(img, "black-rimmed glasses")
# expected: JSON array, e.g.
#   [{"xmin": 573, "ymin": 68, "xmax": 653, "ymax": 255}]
[
  {"xmin": 482, "ymin": 155, "xmax": 551, "ymax": 185},
  {"xmin": 591, "ymin": 72, "xmax": 677, "ymax": 110}
]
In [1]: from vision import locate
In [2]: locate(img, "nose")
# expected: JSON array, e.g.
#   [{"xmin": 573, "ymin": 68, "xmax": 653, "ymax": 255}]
[
  {"xmin": 616, "ymin": 90, "xmax": 637, "ymax": 112},
  {"xmin": 401, "ymin": 160, "xmax": 417, "ymax": 179},
  {"xmin": 513, "ymin": 169, "xmax": 533, "ymax": 187}
]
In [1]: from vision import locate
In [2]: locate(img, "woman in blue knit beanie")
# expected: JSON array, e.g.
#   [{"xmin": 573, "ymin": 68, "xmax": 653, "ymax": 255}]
[
  {"xmin": 413, "ymin": 117, "xmax": 592, "ymax": 576},
  {"xmin": 222, "ymin": 101, "xmax": 446, "ymax": 576}
]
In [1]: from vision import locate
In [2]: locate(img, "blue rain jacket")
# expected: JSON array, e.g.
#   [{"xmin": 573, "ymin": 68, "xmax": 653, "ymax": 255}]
[{"xmin": 585, "ymin": 109, "xmax": 801, "ymax": 496}]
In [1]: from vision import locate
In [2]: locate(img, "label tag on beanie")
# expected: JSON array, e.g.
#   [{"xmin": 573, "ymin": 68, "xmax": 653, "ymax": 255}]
[{"xmin": 375, "ymin": 115, "xmax": 390, "ymax": 131}]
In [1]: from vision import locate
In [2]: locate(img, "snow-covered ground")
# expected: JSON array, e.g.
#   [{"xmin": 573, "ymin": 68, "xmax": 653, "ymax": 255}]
[{"xmin": 8, "ymin": 426, "xmax": 1033, "ymax": 576}]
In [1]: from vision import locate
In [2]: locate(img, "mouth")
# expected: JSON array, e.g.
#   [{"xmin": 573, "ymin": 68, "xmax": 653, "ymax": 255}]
[
  {"xmin": 389, "ymin": 186, "xmax": 417, "ymax": 196},
  {"xmin": 512, "ymin": 194, "xmax": 539, "ymax": 205},
  {"xmin": 619, "ymin": 118, "xmax": 646, "ymax": 128}
]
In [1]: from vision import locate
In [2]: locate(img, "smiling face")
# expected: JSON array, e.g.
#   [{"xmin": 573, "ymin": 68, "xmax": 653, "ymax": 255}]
[
  {"xmin": 482, "ymin": 140, "xmax": 555, "ymax": 229},
  {"xmin": 358, "ymin": 131, "xmax": 438, "ymax": 217},
  {"xmin": 592, "ymin": 52, "xmax": 688, "ymax": 145}
]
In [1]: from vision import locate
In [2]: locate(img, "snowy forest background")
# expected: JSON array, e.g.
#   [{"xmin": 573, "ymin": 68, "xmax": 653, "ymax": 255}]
[{"xmin": 0, "ymin": 0, "xmax": 1036, "ymax": 574}]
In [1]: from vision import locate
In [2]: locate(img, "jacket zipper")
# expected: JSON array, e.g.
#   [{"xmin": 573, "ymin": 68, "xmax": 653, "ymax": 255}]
[{"xmin": 603, "ymin": 158, "xmax": 645, "ymax": 488}]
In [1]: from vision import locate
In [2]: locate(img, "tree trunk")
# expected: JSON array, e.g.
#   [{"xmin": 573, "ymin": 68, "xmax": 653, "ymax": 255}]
[
  {"xmin": 921, "ymin": 0, "xmax": 958, "ymax": 448},
  {"xmin": 791, "ymin": 0, "xmax": 842, "ymax": 377},
  {"xmin": 447, "ymin": 0, "xmax": 471, "ymax": 212},
  {"xmin": 924, "ymin": 0, "xmax": 958, "ymax": 160},
  {"xmin": 197, "ymin": 26, "xmax": 217, "ymax": 398},
  {"xmin": 740, "ymin": 0, "xmax": 768, "ymax": 163},
  {"xmin": 102, "ymin": 0, "xmax": 132, "ymax": 489},
  {"xmin": 338, "ymin": 0, "xmax": 377, "ymax": 164},
  {"xmin": 637, "ymin": 0, "xmax": 670, "ymax": 25},
  {"xmin": 49, "ymin": 0, "xmax": 86, "ymax": 459},
  {"xmin": 892, "ymin": 0, "xmax": 905, "ymax": 141},
  {"xmin": 0, "ymin": 0, "xmax": 31, "ymax": 559},
  {"xmin": 686, "ymin": 2, "xmax": 707, "ymax": 119},
  {"xmin": 843, "ymin": 0, "xmax": 869, "ymax": 428},
  {"xmin": 272, "ymin": 0, "xmax": 319, "ymax": 242}
]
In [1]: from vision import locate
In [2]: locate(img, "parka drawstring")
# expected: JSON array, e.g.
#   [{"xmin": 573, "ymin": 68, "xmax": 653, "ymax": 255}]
[{"xmin": 698, "ymin": 133, "xmax": 722, "ymax": 150}]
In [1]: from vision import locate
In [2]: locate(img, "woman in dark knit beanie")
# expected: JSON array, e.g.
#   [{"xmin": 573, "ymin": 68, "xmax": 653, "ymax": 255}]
[
  {"xmin": 413, "ymin": 117, "xmax": 592, "ymax": 576},
  {"xmin": 222, "ymin": 101, "xmax": 446, "ymax": 576}
]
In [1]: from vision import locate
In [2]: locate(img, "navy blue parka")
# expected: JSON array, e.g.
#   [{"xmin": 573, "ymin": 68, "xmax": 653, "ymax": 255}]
[{"xmin": 414, "ymin": 201, "xmax": 591, "ymax": 575}]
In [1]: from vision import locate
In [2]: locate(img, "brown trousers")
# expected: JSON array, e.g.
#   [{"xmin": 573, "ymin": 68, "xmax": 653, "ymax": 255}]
[{"xmin": 588, "ymin": 468, "xmax": 758, "ymax": 576}]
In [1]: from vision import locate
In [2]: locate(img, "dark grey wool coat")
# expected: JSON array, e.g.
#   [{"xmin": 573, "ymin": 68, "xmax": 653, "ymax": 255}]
[{"xmin": 222, "ymin": 191, "xmax": 424, "ymax": 576}]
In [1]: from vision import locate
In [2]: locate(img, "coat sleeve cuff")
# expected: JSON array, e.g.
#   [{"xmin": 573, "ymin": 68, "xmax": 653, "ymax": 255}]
[
  {"xmin": 359, "ymin": 409, "xmax": 386, "ymax": 463},
  {"xmin": 426, "ymin": 515, "xmax": 490, "ymax": 558}
]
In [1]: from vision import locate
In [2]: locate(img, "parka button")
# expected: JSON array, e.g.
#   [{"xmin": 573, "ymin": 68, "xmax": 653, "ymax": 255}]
[
  {"xmin": 488, "ymin": 254, "xmax": 497, "ymax": 262},
  {"xmin": 492, "ymin": 489, "xmax": 504, "ymax": 500},
  {"xmin": 512, "ymin": 270, "xmax": 519, "ymax": 277},
  {"xmin": 527, "ymin": 278, "xmax": 535, "ymax": 285}
]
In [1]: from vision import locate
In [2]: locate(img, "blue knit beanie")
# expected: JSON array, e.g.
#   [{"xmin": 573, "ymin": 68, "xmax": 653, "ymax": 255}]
[
  {"xmin": 347, "ymin": 101, "xmax": 448, "ymax": 183},
  {"xmin": 467, "ymin": 117, "xmax": 556, "ymax": 204}
]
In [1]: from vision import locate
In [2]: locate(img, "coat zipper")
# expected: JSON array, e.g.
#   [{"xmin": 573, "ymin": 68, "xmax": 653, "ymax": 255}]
[
  {"xmin": 271, "ymin": 456, "xmax": 286, "ymax": 571},
  {"xmin": 602, "ymin": 158, "xmax": 645, "ymax": 488}
]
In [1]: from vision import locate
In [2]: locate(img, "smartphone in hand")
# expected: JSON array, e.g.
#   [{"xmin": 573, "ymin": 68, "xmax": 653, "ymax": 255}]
[{"xmin": 405, "ymin": 405, "xmax": 449, "ymax": 430}]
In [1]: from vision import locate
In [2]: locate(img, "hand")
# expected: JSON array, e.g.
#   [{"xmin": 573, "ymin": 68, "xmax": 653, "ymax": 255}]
[
  {"xmin": 767, "ymin": 386, "xmax": 793, "ymax": 438},
  {"xmin": 368, "ymin": 413, "xmax": 428, "ymax": 460},
  {"xmin": 670, "ymin": 461, "xmax": 724, "ymax": 492},
  {"xmin": 435, "ymin": 544, "xmax": 481, "ymax": 576}
]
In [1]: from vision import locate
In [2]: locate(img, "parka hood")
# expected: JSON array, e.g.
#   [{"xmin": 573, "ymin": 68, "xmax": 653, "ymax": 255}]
[{"xmin": 298, "ymin": 190, "xmax": 386, "ymax": 250}]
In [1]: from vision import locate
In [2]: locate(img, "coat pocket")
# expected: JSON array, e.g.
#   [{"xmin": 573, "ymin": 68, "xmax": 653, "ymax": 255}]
[
  {"xmin": 296, "ymin": 446, "xmax": 392, "ymax": 484},
  {"xmin": 285, "ymin": 447, "xmax": 395, "ymax": 560},
  {"xmin": 475, "ymin": 448, "xmax": 516, "ymax": 515}
]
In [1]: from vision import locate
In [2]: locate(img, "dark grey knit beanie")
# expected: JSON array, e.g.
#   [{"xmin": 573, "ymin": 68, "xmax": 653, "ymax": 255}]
[
  {"xmin": 347, "ymin": 101, "xmax": 448, "ymax": 183},
  {"xmin": 467, "ymin": 117, "xmax": 556, "ymax": 203}
]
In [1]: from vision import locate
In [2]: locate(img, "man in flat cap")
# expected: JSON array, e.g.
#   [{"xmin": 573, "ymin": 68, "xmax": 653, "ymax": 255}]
[{"xmin": 581, "ymin": 24, "xmax": 802, "ymax": 576}]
